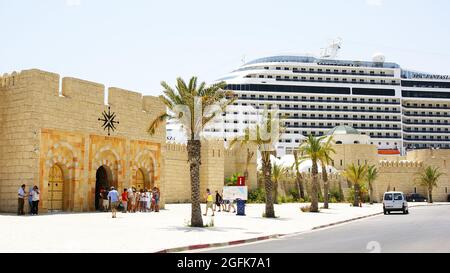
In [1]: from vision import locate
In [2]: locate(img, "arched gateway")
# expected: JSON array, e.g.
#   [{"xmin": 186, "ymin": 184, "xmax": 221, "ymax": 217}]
[{"xmin": 94, "ymin": 166, "xmax": 113, "ymax": 210}]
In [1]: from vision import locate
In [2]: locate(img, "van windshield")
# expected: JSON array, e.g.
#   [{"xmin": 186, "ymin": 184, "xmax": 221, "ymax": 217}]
[{"xmin": 384, "ymin": 194, "xmax": 393, "ymax": 200}]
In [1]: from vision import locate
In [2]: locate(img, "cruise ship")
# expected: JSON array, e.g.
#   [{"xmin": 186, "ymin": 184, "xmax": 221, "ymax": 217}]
[{"xmin": 205, "ymin": 42, "xmax": 450, "ymax": 156}]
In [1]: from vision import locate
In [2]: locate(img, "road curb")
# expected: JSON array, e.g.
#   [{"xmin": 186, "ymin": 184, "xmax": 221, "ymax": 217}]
[
  {"xmin": 155, "ymin": 234, "xmax": 283, "ymax": 253},
  {"xmin": 155, "ymin": 203, "xmax": 449, "ymax": 253}
]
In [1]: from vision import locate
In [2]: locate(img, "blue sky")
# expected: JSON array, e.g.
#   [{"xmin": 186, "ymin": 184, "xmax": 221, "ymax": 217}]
[{"xmin": 1, "ymin": 0, "xmax": 450, "ymax": 96}]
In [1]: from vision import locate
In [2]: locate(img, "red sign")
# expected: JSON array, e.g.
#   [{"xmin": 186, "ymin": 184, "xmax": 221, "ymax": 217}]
[{"xmin": 237, "ymin": 176, "xmax": 245, "ymax": 186}]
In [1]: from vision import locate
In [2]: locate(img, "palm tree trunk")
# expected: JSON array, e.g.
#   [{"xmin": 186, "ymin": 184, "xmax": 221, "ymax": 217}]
[
  {"xmin": 428, "ymin": 188, "xmax": 433, "ymax": 204},
  {"xmin": 310, "ymin": 159, "xmax": 319, "ymax": 212},
  {"xmin": 369, "ymin": 181, "xmax": 374, "ymax": 205},
  {"xmin": 317, "ymin": 180, "xmax": 323, "ymax": 200},
  {"xmin": 293, "ymin": 151, "xmax": 305, "ymax": 199},
  {"xmin": 187, "ymin": 140, "xmax": 203, "ymax": 227},
  {"xmin": 338, "ymin": 180, "xmax": 344, "ymax": 202},
  {"xmin": 322, "ymin": 165, "xmax": 329, "ymax": 209},
  {"xmin": 296, "ymin": 176, "xmax": 304, "ymax": 200},
  {"xmin": 262, "ymin": 152, "xmax": 275, "ymax": 218},
  {"xmin": 353, "ymin": 183, "xmax": 360, "ymax": 207},
  {"xmin": 273, "ymin": 180, "xmax": 279, "ymax": 204}
]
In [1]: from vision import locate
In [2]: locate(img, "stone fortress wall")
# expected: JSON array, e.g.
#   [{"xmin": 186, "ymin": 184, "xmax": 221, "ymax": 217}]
[
  {"xmin": 0, "ymin": 69, "xmax": 166, "ymax": 212},
  {"xmin": 329, "ymin": 144, "xmax": 450, "ymax": 202},
  {"xmin": 282, "ymin": 143, "xmax": 450, "ymax": 203},
  {"xmin": 0, "ymin": 69, "xmax": 257, "ymax": 213}
]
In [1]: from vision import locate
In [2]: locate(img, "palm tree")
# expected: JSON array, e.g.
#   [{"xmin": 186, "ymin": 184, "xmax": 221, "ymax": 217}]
[
  {"xmin": 416, "ymin": 166, "xmax": 444, "ymax": 203},
  {"xmin": 298, "ymin": 135, "xmax": 327, "ymax": 212},
  {"xmin": 231, "ymin": 110, "xmax": 283, "ymax": 218},
  {"xmin": 342, "ymin": 163, "xmax": 368, "ymax": 207},
  {"xmin": 148, "ymin": 77, "xmax": 234, "ymax": 227},
  {"xmin": 292, "ymin": 150, "xmax": 305, "ymax": 200},
  {"xmin": 244, "ymin": 150, "xmax": 255, "ymax": 184},
  {"xmin": 366, "ymin": 165, "xmax": 379, "ymax": 204},
  {"xmin": 272, "ymin": 163, "xmax": 288, "ymax": 204},
  {"xmin": 319, "ymin": 137, "xmax": 336, "ymax": 209}
]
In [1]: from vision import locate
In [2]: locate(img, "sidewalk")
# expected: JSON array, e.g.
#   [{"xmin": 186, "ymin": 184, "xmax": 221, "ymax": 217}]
[{"xmin": 0, "ymin": 202, "xmax": 442, "ymax": 253}]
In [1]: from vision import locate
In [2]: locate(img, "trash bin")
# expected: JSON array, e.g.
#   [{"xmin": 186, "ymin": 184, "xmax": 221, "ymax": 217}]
[{"xmin": 236, "ymin": 199, "xmax": 246, "ymax": 216}]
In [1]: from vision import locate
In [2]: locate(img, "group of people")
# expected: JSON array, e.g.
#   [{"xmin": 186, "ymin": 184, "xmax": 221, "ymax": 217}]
[
  {"xmin": 98, "ymin": 186, "xmax": 161, "ymax": 218},
  {"xmin": 17, "ymin": 184, "xmax": 40, "ymax": 216},
  {"xmin": 204, "ymin": 189, "xmax": 236, "ymax": 216}
]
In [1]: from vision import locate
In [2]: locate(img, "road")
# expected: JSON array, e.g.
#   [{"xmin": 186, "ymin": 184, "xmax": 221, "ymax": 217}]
[{"xmin": 199, "ymin": 205, "xmax": 450, "ymax": 253}]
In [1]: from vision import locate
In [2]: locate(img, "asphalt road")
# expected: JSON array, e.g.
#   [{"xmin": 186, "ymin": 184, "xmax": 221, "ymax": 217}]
[{"xmin": 200, "ymin": 205, "xmax": 450, "ymax": 253}]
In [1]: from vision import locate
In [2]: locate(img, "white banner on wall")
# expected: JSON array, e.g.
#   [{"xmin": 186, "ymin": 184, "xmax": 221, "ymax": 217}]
[{"xmin": 223, "ymin": 186, "xmax": 248, "ymax": 201}]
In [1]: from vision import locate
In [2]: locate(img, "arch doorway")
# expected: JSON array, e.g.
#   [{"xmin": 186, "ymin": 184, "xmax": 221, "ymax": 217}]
[
  {"xmin": 134, "ymin": 168, "xmax": 152, "ymax": 191},
  {"xmin": 135, "ymin": 168, "xmax": 145, "ymax": 191},
  {"xmin": 95, "ymin": 166, "xmax": 111, "ymax": 210},
  {"xmin": 48, "ymin": 165, "xmax": 64, "ymax": 211}
]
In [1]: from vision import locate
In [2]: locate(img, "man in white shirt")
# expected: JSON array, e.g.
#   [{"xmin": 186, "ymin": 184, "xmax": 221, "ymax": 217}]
[{"xmin": 18, "ymin": 184, "xmax": 26, "ymax": 215}]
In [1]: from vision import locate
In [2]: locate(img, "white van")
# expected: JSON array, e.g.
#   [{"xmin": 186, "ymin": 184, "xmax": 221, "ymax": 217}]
[{"xmin": 383, "ymin": 192, "xmax": 409, "ymax": 215}]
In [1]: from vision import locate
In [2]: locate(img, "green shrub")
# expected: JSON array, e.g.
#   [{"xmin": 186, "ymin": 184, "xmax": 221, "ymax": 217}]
[
  {"xmin": 288, "ymin": 189, "xmax": 300, "ymax": 200},
  {"xmin": 329, "ymin": 187, "xmax": 343, "ymax": 202},
  {"xmin": 347, "ymin": 188, "xmax": 370, "ymax": 204},
  {"xmin": 285, "ymin": 195, "xmax": 295, "ymax": 203},
  {"xmin": 248, "ymin": 188, "xmax": 266, "ymax": 203}
]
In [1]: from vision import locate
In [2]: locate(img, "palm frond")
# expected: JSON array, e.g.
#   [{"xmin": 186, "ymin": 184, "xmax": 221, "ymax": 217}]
[{"xmin": 148, "ymin": 113, "xmax": 171, "ymax": 135}]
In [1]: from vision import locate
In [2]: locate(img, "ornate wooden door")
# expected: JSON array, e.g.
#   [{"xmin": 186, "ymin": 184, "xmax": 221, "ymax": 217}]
[
  {"xmin": 48, "ymin": 165, "xmax": 64, "ymax": 211},
  {"xmin": 135, "ymin": 169, "xmax": 145, "ymax": 191}
]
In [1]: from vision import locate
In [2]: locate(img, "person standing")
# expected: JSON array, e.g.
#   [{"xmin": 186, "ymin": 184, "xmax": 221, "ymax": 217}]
[
  {"xmin": 121, "ymin": 188, "xmax": 128, "ymax": 213},
  {"xmin": 107, "ymin": 186, "xmax": 120, "ymax": 218},
  {"xmin": 127, "ymin": 187, "xmax": 134, "ymax": 213},
  {"xmin": 146, "ymin": 188, "xmax": 152, "ymax": 212},
  {"xmin": 203, "ymin": 188, "xmax": 215, "ymax": 216},
  {"xmin": 102, "ymin": 188, "xmax": 109, "ymax": 212},
  {"xmin": 31, "ymin": 186, "xmax": 40, "ymax": 215},
  {"xmin": 131, "ymin": 187, "xmax": 137, "ymax": 213},
  {"xmin": 17, "ymin": 184, "xmax": 26, "ymax": 215},
  {"xmin": 228, "ymin": 199, "xmax": 236, "ymax": 213},
  {"xmin": 28, "ymin": 186, "xmax": 34, "ymax": 215},
  {"xmin": 214, "ymin": 190, "xmax": 223, "ymax": 212},
  {"xmin": 139, "ymin": 189, "xmax": 147, "ymax": 213},
  {"xmin": 153, "ymin": 187, "xmax": 160, "ymax": 212}
]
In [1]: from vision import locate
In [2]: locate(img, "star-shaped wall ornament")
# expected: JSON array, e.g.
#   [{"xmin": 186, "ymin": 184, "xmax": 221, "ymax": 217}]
[{"xmin": 98, "ymin": 106, "xmax": 119, "ymax": 136}]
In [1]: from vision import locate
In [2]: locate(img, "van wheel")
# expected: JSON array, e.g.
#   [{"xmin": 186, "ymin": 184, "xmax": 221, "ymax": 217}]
[
  {"xmin": 403, "ymin": 206, "xmax": 407, "ymax": 214},
  {"xmin": 383, "ymin": 209, "xmax": 387, "ymax": 215}
]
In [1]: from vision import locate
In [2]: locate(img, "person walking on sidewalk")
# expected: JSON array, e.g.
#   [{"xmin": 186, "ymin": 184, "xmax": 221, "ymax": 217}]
[
  {"xmin": 17, "ymin": 184, "xmax": 26, "ymax": 215},
  {"xmin": 108, "ymin": 186, "xmax": 120, "ymax": 218},
  {"xmin": 204, "ymin": 188, "xmax": 215, "ymax": 216},
  {"xmin": 121, "ymin": 188, "xmax": 128, "ymax": 213}
]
